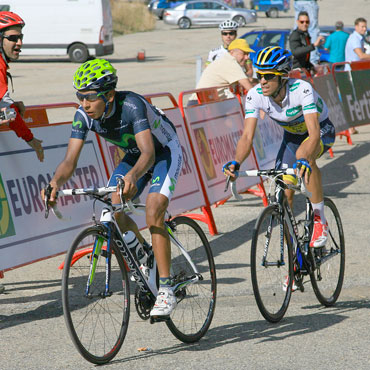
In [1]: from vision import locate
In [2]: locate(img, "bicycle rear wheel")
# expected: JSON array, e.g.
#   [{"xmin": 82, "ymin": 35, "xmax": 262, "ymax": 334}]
[
  {"xmin": 310, "ymin": 197, "xmax": 345, "ymax": 306},
  {"xmin": 62, "ymin": 226, "xmax": 130, "ymax": 364},
  {"xmin": 166, "ymin": 216, "xmax": 217, "ymax": 343},
  {"xmin": 251, "ymin": 204, "xmax": 294, "ymax": 323}
]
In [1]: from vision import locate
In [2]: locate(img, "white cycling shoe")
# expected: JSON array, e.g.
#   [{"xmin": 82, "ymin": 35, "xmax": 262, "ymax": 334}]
[{"xmin": 150, "ymin": 287, "xmax": 177, "ymax": 317}]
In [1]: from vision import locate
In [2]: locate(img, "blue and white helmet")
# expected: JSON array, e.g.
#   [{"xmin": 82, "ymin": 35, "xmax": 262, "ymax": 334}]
[{"xmin": 253, "ymin": 46, "xmax": 293, "ymax": 74}]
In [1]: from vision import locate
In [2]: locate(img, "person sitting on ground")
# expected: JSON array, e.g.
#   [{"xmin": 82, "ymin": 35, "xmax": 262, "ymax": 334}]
[{"xmin": 188, "ymin": 38, "xmax": 254, "ymax": 105}]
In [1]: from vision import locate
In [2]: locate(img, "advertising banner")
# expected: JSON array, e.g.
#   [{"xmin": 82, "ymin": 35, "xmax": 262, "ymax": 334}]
[
  {"xmin": 0, "ymin": 125, "xmax": 108, "ymax": 271},
  {"xmin": 312, "ymin": 73, "xmax": 349, "ymax": 133},
  {"xmin": 184, "ymin": 98, "xmax": 260, "ymax": 205},
  {"xmin": 335, "ymin": 70, "xmax": 370, "ymax": 127}
]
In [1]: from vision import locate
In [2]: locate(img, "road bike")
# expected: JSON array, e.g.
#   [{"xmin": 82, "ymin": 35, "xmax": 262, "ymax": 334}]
[
  {"xmin": 227, "ymin": 168, "xmax": 345, "ymax": 323},
  {"xmin": 44, "ymin": 180, "xmax": 216, "ymax": 364}
]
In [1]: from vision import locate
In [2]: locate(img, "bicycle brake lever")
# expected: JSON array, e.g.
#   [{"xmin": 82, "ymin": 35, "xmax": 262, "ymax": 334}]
[
  {"xmin": 224, "ymin": 176, "xmax": 231, "ymax": 192},
  {"xmin": 44, "ymin": 184, "xmax": 52, "ymax": 219}
]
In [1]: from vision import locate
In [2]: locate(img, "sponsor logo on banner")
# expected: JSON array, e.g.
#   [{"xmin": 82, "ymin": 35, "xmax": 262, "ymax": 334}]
[
  {"xmin": 0, "ymin": 174, "xmax": 16, "ymax": 239},
  {"xmin": 194, "ymin": 127, "xmax": 217, "ymax": 180}
]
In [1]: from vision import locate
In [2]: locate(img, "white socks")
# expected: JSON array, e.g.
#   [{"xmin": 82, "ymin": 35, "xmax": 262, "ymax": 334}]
[{"xmin": 312, "ymin": 201, "xmax": 326, "ymax": 224}]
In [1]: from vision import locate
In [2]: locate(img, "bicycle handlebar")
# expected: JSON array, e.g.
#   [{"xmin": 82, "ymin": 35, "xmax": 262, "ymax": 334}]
[
  {"xmin": 44, "ymin": 184, "xmax": 146, "ymax": 220},
  {"xmin": 228, "ymin": 168, "xmax": 312, "ymax": 200}
]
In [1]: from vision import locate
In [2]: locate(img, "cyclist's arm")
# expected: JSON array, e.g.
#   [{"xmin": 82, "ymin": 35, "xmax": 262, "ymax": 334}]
[
  {"xmin": 123, "ymin": 129, "xmax": 155, "ymax": 200},
  {"xmin": 47, "ymin": 138, "xmax": 85, "ymax": 201},
  {"xmin": 301, "ymin": 112, "xmax": 321, "ymax": 165}
]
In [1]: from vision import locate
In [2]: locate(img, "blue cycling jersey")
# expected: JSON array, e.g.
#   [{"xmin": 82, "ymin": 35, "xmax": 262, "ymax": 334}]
[{"xmin": 71, "ymin": 91, "xmax": 178, "ymax": 157}]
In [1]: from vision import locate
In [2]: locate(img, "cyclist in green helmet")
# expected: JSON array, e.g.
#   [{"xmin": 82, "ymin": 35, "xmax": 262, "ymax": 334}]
[{"xmin": 42, "ymin": 58, "xmax": 183, "ymax": 318}]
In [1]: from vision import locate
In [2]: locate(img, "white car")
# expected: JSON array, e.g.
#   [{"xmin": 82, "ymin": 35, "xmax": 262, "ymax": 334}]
[{"xmin": 163, "ymin": 0, "xmax": 257, "ymax": 29}]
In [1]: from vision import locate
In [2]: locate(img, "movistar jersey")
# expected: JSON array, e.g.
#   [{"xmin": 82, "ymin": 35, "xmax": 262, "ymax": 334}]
[
  {"xmin": 71, "ymin": 91, "xmax": 178, "ymax": 157},
  {"xmin": 244, "ymin": 79, "xmax": 329, "ymax": 135}
]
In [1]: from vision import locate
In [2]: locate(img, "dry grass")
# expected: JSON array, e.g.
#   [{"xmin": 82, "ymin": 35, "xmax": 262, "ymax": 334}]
[{"xmin": 110, "ymin": 0, "xmax": 156, "ymax": 35}]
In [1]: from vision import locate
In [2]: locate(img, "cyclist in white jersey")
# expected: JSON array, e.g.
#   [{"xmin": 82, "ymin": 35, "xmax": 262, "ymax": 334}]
[
  {"xmin": 223, "ymin": 46, "xmax": 335, "ymax": 249},
  {"xmin": 207, "ymin": 20, "xmax": 238, "ymax": 65}
]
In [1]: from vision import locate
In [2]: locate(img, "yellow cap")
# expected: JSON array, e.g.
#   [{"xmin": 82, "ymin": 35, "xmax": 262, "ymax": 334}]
[{"xmin": 228, "ymin": 39, "xmax": 255, "ymax": 53}]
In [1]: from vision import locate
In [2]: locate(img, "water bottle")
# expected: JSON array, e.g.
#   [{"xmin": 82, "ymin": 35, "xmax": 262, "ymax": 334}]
[{"xmin": 123, "ymin": 231, "xmax": 147, "ymax": 265}]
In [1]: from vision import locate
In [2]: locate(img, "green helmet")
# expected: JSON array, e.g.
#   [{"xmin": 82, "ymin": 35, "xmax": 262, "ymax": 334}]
[{"xmin": 73, "ymin": 58, "xmax": 118, "ymax": 91}]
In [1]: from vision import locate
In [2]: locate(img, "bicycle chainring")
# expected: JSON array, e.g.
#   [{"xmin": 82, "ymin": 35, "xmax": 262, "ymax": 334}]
[{"xmin": 134, "ymin": 286, "xmax": 154, "ymax": 320}]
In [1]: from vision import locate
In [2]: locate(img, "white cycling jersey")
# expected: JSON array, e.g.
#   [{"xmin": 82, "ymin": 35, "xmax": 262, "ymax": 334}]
[
  {"xmin": 207, "ymin": 45, "xmax": 228, "ymax": 64},
  {"xmin": 244, "ymin": 78, "xmax": 329, "ymax": 135}
]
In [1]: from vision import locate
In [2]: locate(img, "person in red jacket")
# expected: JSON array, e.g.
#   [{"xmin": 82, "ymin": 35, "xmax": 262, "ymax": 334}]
[{"xmin": 0, "ymin": 11, "xmax": 44, "ymax": 162}]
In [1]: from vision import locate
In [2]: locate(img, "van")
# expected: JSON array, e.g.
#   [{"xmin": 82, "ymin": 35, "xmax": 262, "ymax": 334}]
[{"xmin": 0, "ymin": 0, "xmax": 114, "ymax": 62}]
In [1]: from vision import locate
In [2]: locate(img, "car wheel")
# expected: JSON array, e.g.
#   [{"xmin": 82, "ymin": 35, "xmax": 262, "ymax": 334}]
[
  {"xmin": 68, "ymin": 43, "xmax": 89, "ymax": 63},
  {"xmin": 178, "ymin": 17, "xmax": 191, "ymax": 29},
  {"xmin": 267, "ymin": 7, "xmax": 279, "ymax": 18},
  {"xmin": 233, "ymin": 15, "xmax": 246, "ymax": 27}
]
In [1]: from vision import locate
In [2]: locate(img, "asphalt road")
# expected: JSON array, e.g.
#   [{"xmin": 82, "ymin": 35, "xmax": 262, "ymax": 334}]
[{"xmin": 2, "ymin": 1, "xmax": 370, "ymax": 368}]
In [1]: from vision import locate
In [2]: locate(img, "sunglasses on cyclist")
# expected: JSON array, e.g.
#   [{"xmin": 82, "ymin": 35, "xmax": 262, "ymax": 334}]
[
  {"xmin": 256, "ymin": 73, "xmax": 279, "ymax": 81},
  {"xmin": 3, "ymin": 33, "xmax": 24, "ymax": 42},
  {"xmin": 299, "ymin": 20, "xmax": 310, "ymax": 24},
  {"xmin": 76, "ymin": 91, "xmax": 106, "ymax": 102},
  {"xmin": 221, "ymin": 31, "xmax": 236, "ymax": 36}
]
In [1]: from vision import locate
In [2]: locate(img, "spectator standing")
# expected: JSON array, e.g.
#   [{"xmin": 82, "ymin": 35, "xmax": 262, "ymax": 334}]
[
  {"xmin": 345, "ymin": 18, "xmax": 370, "ymax": 67},
  {"xmin": 324, "ymin": 21, "xmax": 349, "ymax": 68},
  {"xmin": 293, "ymin": 0, "xmax": 320, "ymax": 64},
  {"xmin": 188, "ymin": 39, "xmax": 254, "ymax": 105},
  {"xmin": 0, "ymin": 11, "xmax": 44, "ymax": 161},
  {"xmin": 289, "ymin": 11, "xmax": 324, "ymax": 74},
  {"xmin": 344, "ymin": 17, "xmax": 370, "ymax": 134},
  {"xmin": 0, "ymin": 11, "xmax": 44, "ymax": 295}
]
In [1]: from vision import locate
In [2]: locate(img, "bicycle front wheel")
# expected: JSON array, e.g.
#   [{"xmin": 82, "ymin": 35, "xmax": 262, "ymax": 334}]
[
  {"xmin": 166, "ymin": 216, "xmax": 217, "ymax": 343},
  {"xmin": 62, "ymin": 226, "xmax": 130, "ymax": 365},
  {"xmin": 310, "ymin": 197, "xmax": 345, "ymax": 306},
  {"xmin": 251, "ymin": 204, "xmax": 294, "ymax": 323}
]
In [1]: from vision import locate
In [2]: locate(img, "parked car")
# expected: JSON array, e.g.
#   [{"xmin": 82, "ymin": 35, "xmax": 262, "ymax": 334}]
[
  {"xmin": 163, "ymin": 0, "xmax": 257, "ymax": 29},
  {"xmin": 148, "ymin": 0, "xmax": 189, "ymax": 20},
  {"xmin": 250, "ymin": 0, "xmax": 290, "ymax": 18},
  {"xmin": 240, "ymin": 26, "xmax": 354, "ymax": 63}
]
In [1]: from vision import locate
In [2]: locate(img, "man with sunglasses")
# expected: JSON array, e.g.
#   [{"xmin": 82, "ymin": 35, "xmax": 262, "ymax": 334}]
[
  {"xmin": 289, "ymin": 11, "xmax": 324, "ymax": 73},
  {"xmin": 223, "ymin": 47, "xmax": 335, "ymax": 252},
  {"xmin": 207, "ymin": 20, "xmax": 253, "ymax": 78},
  {"xmin": 0, "ymin": 11, "xmax": 44, "ymax": 162},
  {"xmin": 42, "ymin": 59, "xmax": 183, "ymax": 318},
  {"xmin": 207, "ymin": 20, "xmax": 238, "ymax": 64}
]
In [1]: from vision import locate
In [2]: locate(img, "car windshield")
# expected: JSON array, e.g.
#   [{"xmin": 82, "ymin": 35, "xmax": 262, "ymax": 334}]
[{"xmin": 257, "ymin": 32, "xmax": 282, "ymax": 48}]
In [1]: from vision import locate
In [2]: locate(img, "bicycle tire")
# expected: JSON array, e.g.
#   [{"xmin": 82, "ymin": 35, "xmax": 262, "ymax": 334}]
[
  {"xmin": 251, "ymin": 204, "xmax": 294, "ymax": 323},
  {"xmin": 62, "ymin": 225, "xmax": 130, "ymax": 364},
  {"xmin": 166, "ymin": 216, "xmax": 217, "ymax": 343},
  {"xmin": 310, "ymin": 197, "xmax": 345, "ymax": 306}
]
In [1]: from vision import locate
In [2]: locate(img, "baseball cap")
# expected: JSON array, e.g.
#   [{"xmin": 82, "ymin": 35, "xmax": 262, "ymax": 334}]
[{"xmin": 228, "ymin": 39, "xmax": 255, "ymax": 53}]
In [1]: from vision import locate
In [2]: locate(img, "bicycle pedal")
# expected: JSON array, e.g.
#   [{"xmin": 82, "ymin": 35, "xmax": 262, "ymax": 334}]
[{"xmin": 150, "ymin": 315, "xmax": 170, "ymax": 324}]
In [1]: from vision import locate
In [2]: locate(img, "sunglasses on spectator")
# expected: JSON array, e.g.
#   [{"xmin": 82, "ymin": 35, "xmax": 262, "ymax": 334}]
[
  {"xmin": 298, "ymin": 20, "xmax": 310, "ymax": 24},
  {"xmin": 76, "ymin": 91, "xmax": 106, "ymax": 102},
  {"xmin": 221, "ymin": 31, "xmax": 236, "ymax": 36},
  {"xmin": 3, "ymin": 34, "xmax": 23, "ymax": 42},
  {"xmin": 256, "ymin": 73, "xmax": 279, "ymax": 81}
]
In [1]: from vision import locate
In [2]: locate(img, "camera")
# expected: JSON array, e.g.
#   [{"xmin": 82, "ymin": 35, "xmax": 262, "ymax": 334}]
[{"xmin": 0, "ymin": 108, "xmax": 17, "ymax": 121}]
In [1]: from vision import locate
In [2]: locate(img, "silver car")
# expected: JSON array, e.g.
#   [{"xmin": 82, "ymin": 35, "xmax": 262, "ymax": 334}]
[{"xmin": 163, "ymin": 0, "xmax": 257, "ymax": 29}]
